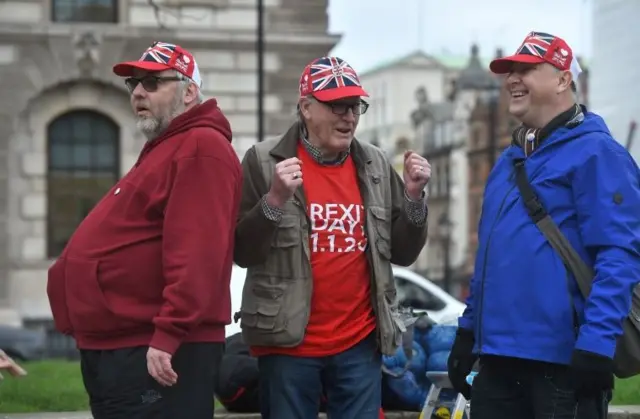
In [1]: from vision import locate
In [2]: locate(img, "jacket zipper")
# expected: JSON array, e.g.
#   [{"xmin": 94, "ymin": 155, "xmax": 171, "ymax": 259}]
[{"xmin": 476, "ymin": 182, "xmax": 516, "ymax": 353}]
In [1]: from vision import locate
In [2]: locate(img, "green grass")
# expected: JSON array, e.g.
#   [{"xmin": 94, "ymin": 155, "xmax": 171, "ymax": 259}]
[
  {"xmin": 612, "ymin": 375, "xmax": 640, "ymax": 405},
  {"xmin": 1, "ymin": 361, "xmax": 639, "ymax": 413},
  {"xmin": 0, "ymin": 360, "xmax": 88, "ymax": 413},
  {"xmin": 0, "ymin": 360, "xmax": 223, "ymax": 414}
]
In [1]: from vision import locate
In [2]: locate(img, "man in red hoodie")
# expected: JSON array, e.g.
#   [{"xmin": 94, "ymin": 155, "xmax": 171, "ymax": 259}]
[{"xmin": 46, "ymin": 41, "xmax": 242, "ymax": 419}]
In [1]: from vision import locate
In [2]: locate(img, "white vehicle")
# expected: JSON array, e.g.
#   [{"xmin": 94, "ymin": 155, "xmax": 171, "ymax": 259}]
[{"xmin": 226, "ymin": 265, "xmax": 466, "ymax": 337}]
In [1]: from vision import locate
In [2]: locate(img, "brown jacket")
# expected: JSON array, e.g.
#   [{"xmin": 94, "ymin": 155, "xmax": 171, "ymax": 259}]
[{"xmin": 233, "ymin": 122, "xmax": 428, "ymax": 355}]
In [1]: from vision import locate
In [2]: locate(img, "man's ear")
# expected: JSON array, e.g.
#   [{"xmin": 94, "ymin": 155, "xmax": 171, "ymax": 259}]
[
  {"xmin": 299, "ymin": 97, "xmax": 313, "ymax": 119},
  {"xmin": 184, "ymin": 83, "xmax": 199, "ymax": 105},
  {"xmin": 558, "ymin": 70, "xmax": 573, "ymax": 94}
]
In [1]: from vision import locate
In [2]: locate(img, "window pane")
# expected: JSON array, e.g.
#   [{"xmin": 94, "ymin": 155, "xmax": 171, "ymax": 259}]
[
  {"xmin": 50, "ymin": 144, "xmax": 72, "ymax": 170},
  {"xmin": 47, "ymin": 110, "xmax": 119, "ymax": 258},
  {"xmin": 72, "ymin": 115, "xmax": 93, "ymax": 144},
  {"xmin": 95, "ymin": 144, "xmax": 117, "ymax": 169},
  {"xmin": 49, "ymin": 118, "xmax": 71, "ymax": 146},
  {"xmin": 52, "ymin": 0, "xmax": 118, "ymax": 23},
  {"xmin": 72, "ymin": 144, "xmax": 92, "ymax": 169},
  {"xmin": 94, "ymin": 124, "xmax": 119, "ymax": 146}
]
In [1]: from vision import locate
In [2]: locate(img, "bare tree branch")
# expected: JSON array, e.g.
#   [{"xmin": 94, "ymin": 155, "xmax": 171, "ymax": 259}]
[
  {"xmin": 147, "ymin": 0, "xmax": 210, "ymax": 30},
  {"xmin": 147, "ymin": 0, "xmax": 169, "ymax": 30}
]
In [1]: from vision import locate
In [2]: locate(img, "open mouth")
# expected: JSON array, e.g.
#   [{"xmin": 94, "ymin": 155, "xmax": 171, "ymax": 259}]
[{"xmin": 511, "ymin": 90, "xmax": 528, "ymax": 99}]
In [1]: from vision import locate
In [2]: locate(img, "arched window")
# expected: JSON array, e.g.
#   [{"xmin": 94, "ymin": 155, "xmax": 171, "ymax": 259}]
[
  {"xmin": 47, "ymin": 110, "xmax": 120, "ymax": 258},
  {"xmin": 51, "ymin": 0, "xmax": 118, "ymax": 23}
]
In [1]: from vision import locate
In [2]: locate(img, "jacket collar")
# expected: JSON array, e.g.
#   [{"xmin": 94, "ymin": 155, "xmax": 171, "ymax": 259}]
[{"xmin": 269, "ymin": 121, "xmax": 373, "ymax": 170}]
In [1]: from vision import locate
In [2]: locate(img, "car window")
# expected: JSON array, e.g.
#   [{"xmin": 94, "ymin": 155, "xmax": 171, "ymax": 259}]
[{"xmin": 395, "ymin": 275, "xmax": 447, "ymax": 312}]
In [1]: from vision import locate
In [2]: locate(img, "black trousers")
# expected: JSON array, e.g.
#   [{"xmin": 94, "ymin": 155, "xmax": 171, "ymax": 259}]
[
  {"xmin": 471, "ymin": 356, "xmax": 611, "ymax": 419},
  {"xmin": 80, "ymin": 342, "xmax": 224, "ymax": 419}
]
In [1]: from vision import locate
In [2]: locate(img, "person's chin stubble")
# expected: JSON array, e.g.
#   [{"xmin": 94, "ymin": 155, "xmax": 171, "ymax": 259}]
[
  {"xmin": 137, "ymin": 93, "xmax": 186, "ymax": 140},
  {"xmin": 136, "ymin": 115, "xmax": 162, "ymax": 140}
]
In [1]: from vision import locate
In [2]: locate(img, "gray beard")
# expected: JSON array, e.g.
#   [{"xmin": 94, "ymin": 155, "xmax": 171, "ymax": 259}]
[
  {"xmin": 136, "ymin": 116, "xmax": 169, "ymax": 141},
  {"xmin": 136, "ymin": 88, "xmax": 186, "ymax": 141}
]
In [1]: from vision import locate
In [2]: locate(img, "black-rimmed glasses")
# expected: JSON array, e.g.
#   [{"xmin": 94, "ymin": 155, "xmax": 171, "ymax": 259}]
[
  {"xmin": 124, "ymin": 75, "xmax": 182, "ymax": 93},
  {"xmin": 316, "ymin": 98, "xmax": 370, "ymax": 116}
]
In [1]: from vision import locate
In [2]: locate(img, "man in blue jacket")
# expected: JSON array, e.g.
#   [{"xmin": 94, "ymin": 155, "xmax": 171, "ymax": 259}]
[{"xmin": 447, "ymin": 31, "xmax": 640, "ymax": 419}]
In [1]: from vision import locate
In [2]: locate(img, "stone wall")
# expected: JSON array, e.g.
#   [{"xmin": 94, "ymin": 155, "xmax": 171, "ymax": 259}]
[{"xmin": 0, "ymin": 0, "xmax": 338, "ymax": 324}]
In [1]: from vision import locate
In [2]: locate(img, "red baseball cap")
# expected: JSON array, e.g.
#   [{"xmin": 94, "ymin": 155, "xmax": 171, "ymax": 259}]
[
  {"xmin": 490, "ymin": 31, "xmax": 582, "ymax": 81},
  {"xmin": 299, "ymin": 56, "xmax": 369, "ymax": 102},
  {"xmin": 113, "ymin": 41, "xmax": 202, "ymax": 87}
]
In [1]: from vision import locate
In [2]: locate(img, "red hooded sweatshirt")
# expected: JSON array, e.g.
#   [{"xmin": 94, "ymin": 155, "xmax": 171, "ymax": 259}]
[{"xmin": 47, "ymin": 99, "xmax": 242, "ymax": 355}]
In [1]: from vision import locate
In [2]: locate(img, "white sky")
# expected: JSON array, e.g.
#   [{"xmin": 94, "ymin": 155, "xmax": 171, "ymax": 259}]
[{"xmin": 328, "ymin": 0, "xmax": 593, "ymax": 73}]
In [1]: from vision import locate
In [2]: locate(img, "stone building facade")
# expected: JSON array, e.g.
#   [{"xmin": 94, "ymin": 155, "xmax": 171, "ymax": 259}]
[
  {"xmin": 0, "ymin": 0, "xmax": 338, "ymax": 326},
  {"xmin": 415, "ymin": 45, "xmax": 500, "ymax": 299}
]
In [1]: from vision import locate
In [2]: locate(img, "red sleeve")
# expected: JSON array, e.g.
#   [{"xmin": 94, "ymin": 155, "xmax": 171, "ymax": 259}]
[{"xmin": 150, "ymin": 153, "xmax": 240, "ymax": 354}]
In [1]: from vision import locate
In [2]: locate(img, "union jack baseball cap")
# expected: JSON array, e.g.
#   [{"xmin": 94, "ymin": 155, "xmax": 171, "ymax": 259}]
[
  {"xmin": 490, "ymin": 31, "xmax": 582, "ymax": 81},
  {"xmin": 299, "ymin": 56, "xmax": 368, "ymax": 102},
  {"xmin": 113, "ymin": 41, "xmax": 202, "ymax": 87}
]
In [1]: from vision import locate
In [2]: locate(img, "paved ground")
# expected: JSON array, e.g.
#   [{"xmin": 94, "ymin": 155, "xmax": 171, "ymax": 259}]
[{"xmin": 3, "ymin": 407, "xmax": 640, "ymax": 419}]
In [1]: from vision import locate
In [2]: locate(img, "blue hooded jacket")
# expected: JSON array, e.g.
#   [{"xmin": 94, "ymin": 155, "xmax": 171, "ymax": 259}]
[{"xmin": 459, "ymin": 112, "xmax": 640, "ymax": 365}]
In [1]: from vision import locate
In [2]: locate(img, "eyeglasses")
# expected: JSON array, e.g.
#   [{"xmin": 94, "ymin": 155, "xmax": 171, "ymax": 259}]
[
  {"xmin": 124, "ymin": 75, "xmax": 182, "ymax": 93},
  {"xmin": 316, "ymin": 99, "xmax": 370, "ymax": 116}
]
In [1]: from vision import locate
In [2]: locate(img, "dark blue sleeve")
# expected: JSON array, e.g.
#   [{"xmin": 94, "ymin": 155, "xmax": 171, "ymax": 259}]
[
  {"xmin": 572, "ymin": 137, "xmax": 640, "ymax": 358},
  {"xmin": 458, "ymin": 278, "xmax": 475, "ymax": 331}
]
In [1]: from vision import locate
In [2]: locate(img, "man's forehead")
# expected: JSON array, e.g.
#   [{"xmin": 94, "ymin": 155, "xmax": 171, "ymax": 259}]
[
  {"xmin": 326, "ymin": 96, "xmax": 363, "ymax": 105},
  {"xmin": 510, "ymin": 62, "xmax": 540, "ymax": 72},
  {"xmin": 132, "ymin": 68, "xmax": 175, "ymax": 78}
]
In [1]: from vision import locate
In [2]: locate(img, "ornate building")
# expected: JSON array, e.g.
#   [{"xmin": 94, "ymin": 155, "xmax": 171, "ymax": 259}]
[
  {"xmin": 410, "ymin": 45, "xmax": 501, "ymax": 299},
  {"xmin": 0, "ymin": 0, "xmax": 338, "ymax": 327},
  {"xmin": 462, "ymin": 87, "xmax": 513, "ymax": 288}
]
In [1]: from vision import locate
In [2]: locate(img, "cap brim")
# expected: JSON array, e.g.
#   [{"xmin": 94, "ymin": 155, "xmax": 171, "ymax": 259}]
[
  {"xmin": 489, "ymin": 55, "xmax": 546, "ymax": 74},
  {"xmin": 312, "ymin": 86, "xmax": 370, "ymax": 102},
  {"xmin": 113, "ymin": 61, "xmax": 171, "ymax": 77}
]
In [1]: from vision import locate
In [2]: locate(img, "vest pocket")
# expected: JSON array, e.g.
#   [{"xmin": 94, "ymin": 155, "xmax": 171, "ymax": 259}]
[
  {"xmin": 378, "ymin": 289, "xmax": 404, "ymax": 355},
  {"xmin": 370, "ymin": 206, "xmax": 392, "ymax": 259},
  {"xmin": 273, "ymin": 215, "xmax": 299, "ymax": 248},
  {"xmin": 265, "ymin": 215, "xmax": 302, "ymax": 278},
  {"xmin": 240, "ymin": 273, "xmax": 310, "ymax": 347},
  {"xmin": 240, "ymin": 282, "xmax": 287, "ymax": 333}
]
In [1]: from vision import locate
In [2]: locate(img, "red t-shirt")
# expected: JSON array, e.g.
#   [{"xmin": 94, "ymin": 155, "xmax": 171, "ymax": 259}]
[{"xmin": 253, "ymin": 144, "xmax": 376, "ymax": 357}]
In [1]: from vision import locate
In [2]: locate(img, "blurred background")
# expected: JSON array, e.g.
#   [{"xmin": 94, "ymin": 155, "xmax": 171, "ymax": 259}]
[{"xmin": 0, "ymin": 0, "xmax": 637, "ymax": 359}]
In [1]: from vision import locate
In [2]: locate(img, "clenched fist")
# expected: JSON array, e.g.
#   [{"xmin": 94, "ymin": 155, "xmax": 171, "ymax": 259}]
[
  {"xmin": 403, "ymin": 151, "xmax": 431, "ymax": 200},
  {"xmin": 265, "ymin": 157, "xmax": 303, "ymax": 208}
]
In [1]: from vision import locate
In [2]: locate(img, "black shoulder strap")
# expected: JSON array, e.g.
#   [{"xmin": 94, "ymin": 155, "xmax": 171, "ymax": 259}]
[{"xmin": 512, "ymin": 159, "xmax": 594, "ymax": 298}]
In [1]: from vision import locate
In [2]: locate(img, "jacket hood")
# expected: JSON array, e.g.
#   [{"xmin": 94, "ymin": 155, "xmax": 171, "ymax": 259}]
[
  {"xmin": 162, "ymin": 99, "xmax": 232, "ymax": 142},
  {"xmin": 134, "ymin": 99, "xmax": 232, "ymax": 166},
  {"xmin": 547, "ymin": 112, "xmax": 612, "ymax": 147}
]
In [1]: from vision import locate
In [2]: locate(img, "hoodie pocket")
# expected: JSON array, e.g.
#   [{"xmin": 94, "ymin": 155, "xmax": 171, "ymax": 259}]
[
  {"xmin": 64, "ymin": 258, "xmax": 123, "ymax": 334},
  {"xmin": 46, "ymin": 258, "xmax": 73, "ymax": 335}
]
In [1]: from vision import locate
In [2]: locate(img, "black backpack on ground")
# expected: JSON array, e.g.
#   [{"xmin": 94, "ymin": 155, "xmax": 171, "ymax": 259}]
[
  {"xmin": 215, "ymin": 333, "xmax": 329, "ymax": 413},
  {"xmin": 215, "ymin": 333, "xmax": 261, "ymax": 412}
]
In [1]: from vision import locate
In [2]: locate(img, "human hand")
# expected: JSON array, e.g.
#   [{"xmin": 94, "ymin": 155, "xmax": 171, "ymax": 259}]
[
  {"xmin": 147, "ymin": 347, "xmax": 177, "ymax": 387},
  {"xmin": 569, "ymin": 349, "xmax": 614, "ymax": 397},
  {"xmin": 447, "ymin": 328, "xmax": 477, "ymax": 400},
  {"xmin": 0, "ymin": 350, "xmax": 27, "ymax": 380},
  {"xmin": 403, "ymin": 151, "xmax": 431, "ymax": 200},
  {"xmin": 266, "ymin": 157, "xmax": 303, "ymax": 208}
]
